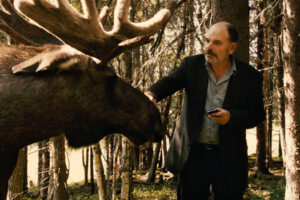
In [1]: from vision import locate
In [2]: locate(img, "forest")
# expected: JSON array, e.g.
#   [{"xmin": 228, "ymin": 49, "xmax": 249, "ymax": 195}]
[{"xmin": 0, "ymin": 0, "xmax": 299, "ymax": 200}]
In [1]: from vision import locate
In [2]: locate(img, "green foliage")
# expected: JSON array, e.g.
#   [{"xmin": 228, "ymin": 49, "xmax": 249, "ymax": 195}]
[
  {"xmin": 24, "ymin": 167, "xmax": 285, "ymax": 200},
  {"xmin": 68, "ymin": 0, "xmax": 82, "ymax": 13},
  {"xmin": 245, "ymin": 170, "xmax": 285, "ymax": 200},
  {"xmin": 68, "ymin": 182, "xmax": 99, "ymax": 200},
  {"xmin": 132, "ymin": 180, "xmax": 177, "ymax": 200},
  {"xmin": 0, "ymin": 32, "xmax": 7, "ymax": 43}
]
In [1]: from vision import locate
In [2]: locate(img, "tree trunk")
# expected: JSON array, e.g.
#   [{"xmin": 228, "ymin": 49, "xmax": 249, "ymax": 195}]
[
  {"xmin": 273, "ymin": 0, "xmax": 286, "ymax": 167},
  {"xmin": 7, "ymin": 148, "xmax": 26, "ymax": 200},
  {"xmin": 82, "ymin": 148, "xmax": 89, "ymax": 185},
  {"xmin": 282, "ymin": 0, "xmax": 300, "ymax": 199},
  {"xmin": 147, "ymin": 142, "xmax": 161, "ymax": 183},
  {"xmin": 276, "ymin": 40, "xmax": 286, "ymax": 166},
  {"xmin": 266, "ymin": 76, "xmax": 273, "ymax": 169},
  {"xmin": 112, "ymin": 136, "xmax": 122, "ymax": 200},
  {"xmin": 120, "ymin": 39, "xmax": 134, "ymax": 200},
  {"xmin": 22, "ymin": 147, "xmax": 28, "ymax": 195},
  {"xmin": 93, "ymin": 143, "xmax": 107, "ymax": 200},
  {"xmin": 47, "ymin": 136, "xmax": 68, "ymax": 200},
  {"xmin": 105, "ymin": 135, "xmax": 113, "ymax": 199},
  {"xmin": 38, "ymin": 142, "xmax": 42, "ymax": 187},
  {"xmin": 209, "ymin": 0, "xmax": 249, "ymax": 62},
  {"xmin": 140, "ymin": 143, "xmax": 153, "ymax": 170},
  {"xmin": 147, "ymin": 95, "xmax": 172, "ymax": 183},
  {"xmin": 39, "ymin": 140, "xmax": 50, "ymax": 200},
  {"xmin": 90, "ymin": 147, "xmax": 95, "ymax": 195},
  {"xmin": 256, "ymin": 122, "xmax": 269, "ymax": 174},
  {"xmin": 121, "ymin": 138, "xmax": 132, "ymax": 200},
  {"xmin": 255, "ymin": 0, "xmax": 269, "ymax": 175}
]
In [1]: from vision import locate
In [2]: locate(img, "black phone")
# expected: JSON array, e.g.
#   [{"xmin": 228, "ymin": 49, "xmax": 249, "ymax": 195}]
[{"xmin": 207, "ymin": 109, "xmax": 219, "ymax": 115}]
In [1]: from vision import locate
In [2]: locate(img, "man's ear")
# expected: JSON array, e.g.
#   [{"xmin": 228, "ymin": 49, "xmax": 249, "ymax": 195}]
[{"xmin": 229, "ymin": 42, "xmax": 237, "ymax": 55}]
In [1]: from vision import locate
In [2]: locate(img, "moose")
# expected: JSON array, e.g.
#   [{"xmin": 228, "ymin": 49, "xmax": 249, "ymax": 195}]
[{"xmin": 0, "ymin": 0, "xmax": 176, "ymax": 198}]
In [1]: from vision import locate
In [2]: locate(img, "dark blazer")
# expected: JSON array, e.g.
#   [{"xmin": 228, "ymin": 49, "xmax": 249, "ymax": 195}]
[{"xmin": 148, "ymin": 54, "xmax": 265, "ymax": 192}]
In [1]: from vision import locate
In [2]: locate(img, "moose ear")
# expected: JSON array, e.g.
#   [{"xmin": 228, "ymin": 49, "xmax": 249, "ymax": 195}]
[{"xmin": 12, "ymin": 45, "xmax": 90, "ymax": 74}]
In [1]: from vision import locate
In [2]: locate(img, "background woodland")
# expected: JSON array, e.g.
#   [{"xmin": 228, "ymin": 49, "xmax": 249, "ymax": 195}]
[{"xmin": 1, "ymin": 0, "xmax": 299, "ymax": 199}]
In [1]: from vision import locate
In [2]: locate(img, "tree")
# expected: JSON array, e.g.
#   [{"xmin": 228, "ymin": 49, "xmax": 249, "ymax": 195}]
[
  {"xmin": 282, "ymin": 0, "xmax": 300, "ymax": 199},
  {"xmin": 209, "ymin": 0, "xmax": 249, "ymax": 62},
  {"xmin": 93, "ymin": 143, "xmax": 107, "ymax": 200},
  {"xmin": 254, "ymin": 0, "xmax": 269, "ymax": 175},
  {"xmin": 121, "ymin": 138, "xmax": 132, "ymax": 200},
  {"xmin": 7, "ymin": 148, "xmax": 26, "ymax": 200},
  {"xmin": 82, "ymin": 147, "xmax": 89, "ymax": 186},
  {"xmin": 38, "ymin": 140, "xmax": 50, "ymax": 200},
  {"xmin": 47, "ymin": 136, "xmax": 68, "ymax": 200},
  {"xmin": 90, "ymin": 146, "xmax": 95, "ymax": 195},
  {"xmin": 120, "ymin": 49, "xmax": 134, "ymax": 200}
]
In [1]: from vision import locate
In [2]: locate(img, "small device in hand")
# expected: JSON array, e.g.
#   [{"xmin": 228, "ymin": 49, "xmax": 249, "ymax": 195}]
[{"xmin": 208, "ymin": 109, "xmax": 219, "ymax": 115}]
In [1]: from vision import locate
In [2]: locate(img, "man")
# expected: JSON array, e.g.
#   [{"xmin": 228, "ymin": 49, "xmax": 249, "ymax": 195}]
[{"xmin": 145, "ymin": 22, "xmax": 265, "ymax": 200}]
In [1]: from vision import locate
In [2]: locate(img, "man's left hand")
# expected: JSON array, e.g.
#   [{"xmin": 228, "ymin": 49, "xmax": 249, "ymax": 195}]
[{"xmin": 208, "ymin": 108, "xmax": 230, "ymax": 125}]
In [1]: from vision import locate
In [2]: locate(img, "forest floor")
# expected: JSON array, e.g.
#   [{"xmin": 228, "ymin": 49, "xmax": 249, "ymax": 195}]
[{"xmin": 25, "ymin": 157, "xmax": 285, "ymax": 200}]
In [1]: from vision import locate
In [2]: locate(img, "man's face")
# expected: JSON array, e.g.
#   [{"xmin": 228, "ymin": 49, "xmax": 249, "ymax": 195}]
[{"xmin": 204, "ymin": 23, "xmax": 236, "ymax": 66}]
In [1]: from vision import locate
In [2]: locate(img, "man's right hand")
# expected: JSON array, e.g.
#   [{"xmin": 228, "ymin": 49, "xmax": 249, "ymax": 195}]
[{"xmin": 144, "ymin": 91, "xmax": 157, "ymax": 104}]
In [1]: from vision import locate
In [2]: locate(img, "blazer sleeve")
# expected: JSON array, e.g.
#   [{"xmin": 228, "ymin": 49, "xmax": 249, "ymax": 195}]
[
  {"xmin": 228, "ymin": 71, "xmax": 266, "ymax": 129},
  {"xmin": 147, "ymin": 58, "xmax": 187, "ymax": 102}
]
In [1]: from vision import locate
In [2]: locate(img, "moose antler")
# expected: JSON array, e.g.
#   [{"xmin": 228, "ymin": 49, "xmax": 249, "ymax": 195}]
[
  {"xmin": 14, "ymin": 0, "xmax": 176, "ymax": 64},
  {"xmin": 0, "ymin": 0, "xmax": 61, "ymax": 45}
]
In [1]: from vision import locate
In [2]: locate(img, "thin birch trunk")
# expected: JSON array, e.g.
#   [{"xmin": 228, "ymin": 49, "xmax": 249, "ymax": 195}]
[
  {"xmin": 93, "ymin": 143, "xmax": 107, "ymax": 200},
  {"xmin": 282, "ymin": 0, "xmax": 300, "ymax": 199}
]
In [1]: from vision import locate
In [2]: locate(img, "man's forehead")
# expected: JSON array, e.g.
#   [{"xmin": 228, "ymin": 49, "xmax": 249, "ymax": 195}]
[{"xmin": 205, "ymin": 24, "xmax": 230, "ymax": 41}]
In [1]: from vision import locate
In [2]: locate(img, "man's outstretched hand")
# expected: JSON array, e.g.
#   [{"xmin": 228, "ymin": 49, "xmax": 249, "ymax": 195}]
[{"xmin": 144, "ymin": 91, "xmax": 157, "ymax": 104}]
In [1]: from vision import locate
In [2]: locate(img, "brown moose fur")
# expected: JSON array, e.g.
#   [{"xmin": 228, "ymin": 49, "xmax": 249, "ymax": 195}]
[{"xmin": 0, "ymin": 44, "xmax": 163, "ymax": 198}]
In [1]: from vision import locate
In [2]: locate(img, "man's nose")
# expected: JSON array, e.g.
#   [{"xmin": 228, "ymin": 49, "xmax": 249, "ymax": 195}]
[{"xmin": 205, "ymin": 42, "xmax": 212, "ymax": 50}]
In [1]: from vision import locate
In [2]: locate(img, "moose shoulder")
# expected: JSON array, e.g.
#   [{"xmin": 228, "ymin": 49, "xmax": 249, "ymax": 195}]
[
  {"xmin": 0, "ymin": 44, "xmax": 163, "ymax": 151},
  {"xmin": 0, "ymin": 43, "xmax": 163, "ymax": 198}
]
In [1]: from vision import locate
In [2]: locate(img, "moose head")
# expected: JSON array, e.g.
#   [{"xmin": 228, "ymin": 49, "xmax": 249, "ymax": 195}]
[{"xmin": 0, "ymin": 0, "xmax": 176, "ymax": 198}]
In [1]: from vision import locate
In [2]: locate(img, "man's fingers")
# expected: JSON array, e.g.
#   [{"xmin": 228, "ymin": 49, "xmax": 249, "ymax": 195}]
[
  {"xmin": 208, "ymin": 108, "xmax": 230, "ymax": 125},
  {"xmin": 144, "ymin": 91, "xmax": 157, "ymax": 104}
]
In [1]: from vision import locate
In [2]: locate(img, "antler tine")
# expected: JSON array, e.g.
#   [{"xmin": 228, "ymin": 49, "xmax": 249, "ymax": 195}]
[
  {"xmin": 81, "ymin": 0, "xmax": 98, "ymax": 20},
  {"xmin": 0, "ymin": 0, "xmax": 60, "ymax": 45},
  {"xmin": 99, "ymin": 6, "xmax": 110, "ymax": 25},
  {"xmin": 14, "ymin": 0, "xmax": 109, "ymax": 56},
  {"xmin": 111, "ymin": 0, "xmax": 176, "ymax": 38},
  {"xmin": 112, "ymin": 0, "xmax": 130, "ymax": 35},
  {"xmin": 14, "ymin": 0, "xmax": 176, "ymax": 63}
]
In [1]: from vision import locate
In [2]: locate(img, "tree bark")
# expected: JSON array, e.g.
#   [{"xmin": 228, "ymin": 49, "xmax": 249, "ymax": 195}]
[
  {"xmin": 121, "ymin": 138, "xmax": 132, "ymax": 200},
  {"xmin": 47, "ymin": 136, "xmax": 68, "ymax": 200},
  {"xmin": 105, "ymin": 135, "xmax": 113, "ymax": 199},
  {"xmin": 147, "ymin": 142, "xmax": 161, "ymax": 183},
  {"xmin": 256, "ymin": 122, "xmax": 269, "ymax": 174},
  {"xmin": 82, "ymin": 148, "xmax": 89, "ymax": 185},
  {"xmin": 266, "ymin": 72, "xmax": 273, "ymax": 169},
  {"xmin": 209, "ymin": 0, "xmax": 249, "ymax": 62},
  {"xmin": 112, "ymin": 136, "xmax": 122, "ymax": 200},
  {"xmin": 276, "ymin": 38, "xmax": 286, "ymax": 166},
  {"xmin": 90, "ymin": 147, "xmax": 95, "ymax": 195},
  {"xmin": 39, "ymin": 140, "xmax": 50, "ymax": 200},
  {"xmin": 282, "ymin": 0, "xmax": 300, "ymax": 199},
  {"xmin": 255, "ymin": 0, "xmax": 269, "ymax": 175},
  {"xmin": 93, "ymin": 143, "xmax": 107, "ymax": 200},
  {"xmin": 22, "ymin": 147, "xmax": 28, "ymax": 195},
  {"xmin": 7, "ymin": 148, "xmax": 26, "ymax": 200}
]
